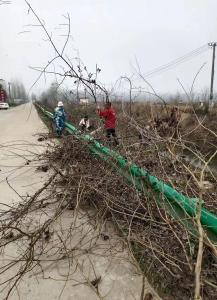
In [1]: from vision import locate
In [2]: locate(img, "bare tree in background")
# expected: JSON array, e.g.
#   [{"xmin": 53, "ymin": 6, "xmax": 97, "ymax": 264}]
[
  {"xmin": 10, "ymin": 79, "xmax": 28, "ymax": 102},
  {"xmin": 25, "ymin": 1, "xmax": 108, "ymax": 103}
]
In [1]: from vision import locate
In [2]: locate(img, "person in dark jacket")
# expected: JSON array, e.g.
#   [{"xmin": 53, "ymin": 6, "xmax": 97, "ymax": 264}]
[
  {"xmin": 54, "ymin": 101, "xmax": 66, "ymax": 137},
  {"xmin": 97, "ymin": 102, "xmax": 119, "ymax": 145}
]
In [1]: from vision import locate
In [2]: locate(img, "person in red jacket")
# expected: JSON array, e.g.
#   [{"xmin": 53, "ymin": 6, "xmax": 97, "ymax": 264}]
[{"xmin": 97, "ymin": 102, "xmax": 119, "ymax": 145}]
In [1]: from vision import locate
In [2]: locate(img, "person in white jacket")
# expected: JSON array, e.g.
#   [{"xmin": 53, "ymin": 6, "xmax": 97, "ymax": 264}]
[{"xmin": 79, "ymin": 115, "xmax": 91, "ymax": 132}]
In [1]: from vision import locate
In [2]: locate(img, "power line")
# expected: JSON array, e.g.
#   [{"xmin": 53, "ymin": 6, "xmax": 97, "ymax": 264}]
[
  {"xmin": 144, "ymin": 45, "xmax": 209, "ymax": 78},
  {"xmin": 143, "ymin": 44, "xmax": 209, "ymax": 79},
  {"xmin": 144, "ymin": 44, "xmax": 208, "ymax": 77},
  {"xmin": 146, "ymin": 48, "xmax": 209, "ymax": 78}
]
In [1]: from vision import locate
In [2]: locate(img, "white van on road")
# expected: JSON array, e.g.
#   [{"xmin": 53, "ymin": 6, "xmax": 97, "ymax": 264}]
[{"xmin": 0, "ymin": 102, "xmax": 9, "ymax": 110}]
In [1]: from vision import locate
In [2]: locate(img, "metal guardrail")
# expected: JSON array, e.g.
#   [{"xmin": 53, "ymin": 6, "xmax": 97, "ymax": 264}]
[{"xmin": 37, "ymin": 105, "xmax": 217, "ymax": 244}]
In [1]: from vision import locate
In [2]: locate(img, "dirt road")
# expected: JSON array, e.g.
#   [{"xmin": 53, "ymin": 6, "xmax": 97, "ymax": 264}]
[{"xmin": 0, "ymin": 104, "xmax": 158, "ymax": 300}]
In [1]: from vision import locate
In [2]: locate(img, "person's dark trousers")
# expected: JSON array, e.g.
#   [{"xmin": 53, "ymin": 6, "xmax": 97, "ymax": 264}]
[
  {"xmin": 81, "ymin": 124, "xmax": 86, "ymax": 132},
  {"xmin": 106, "ymin": 128, "xmax": 119, "ymax": 145}
]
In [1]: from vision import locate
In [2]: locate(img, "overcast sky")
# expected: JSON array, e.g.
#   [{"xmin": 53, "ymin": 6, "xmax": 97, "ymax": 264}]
[{"xmin": 0, "ymin": 0, "xmax": 217, "ymax": 96}]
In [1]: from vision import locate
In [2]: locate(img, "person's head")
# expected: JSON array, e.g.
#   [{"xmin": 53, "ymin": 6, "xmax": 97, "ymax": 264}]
[
  {"xmin": 57, "ymin": 101, "xmax": 64, "ymax": 107},
  {"xmin": 84, "ymin": 115, "xmax": 88, "ymax": 120},
  {"xmin": 105, "ymin": 102, "xmax": 112, "ymax": 109}
]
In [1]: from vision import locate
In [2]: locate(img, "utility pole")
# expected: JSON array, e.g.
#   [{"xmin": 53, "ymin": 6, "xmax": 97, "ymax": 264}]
[
  {"xmin": 94, "ymin": 64, "xmax": 97, "ymax": 103},
  {"xmin": 121, "ymin": 76, "xmax": 133, "ymax": 117},
  {"xmin": 208, "ymin": 42, "xmax": 217, "ymax": 107}
]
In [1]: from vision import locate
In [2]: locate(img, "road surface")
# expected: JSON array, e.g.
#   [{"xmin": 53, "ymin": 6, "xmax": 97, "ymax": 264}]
[{"xmin": 0, "ymin": 103, "xmax": 47, "ymax": 207}]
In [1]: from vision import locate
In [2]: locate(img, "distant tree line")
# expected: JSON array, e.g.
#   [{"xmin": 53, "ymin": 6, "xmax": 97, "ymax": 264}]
[
  {"xmin": 39, "ymin": 82, "xmax": 97, "ymax": 106},
  {"xmin": 10, "ymin": 80, "xmax": 28, "ymax": 101}
]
